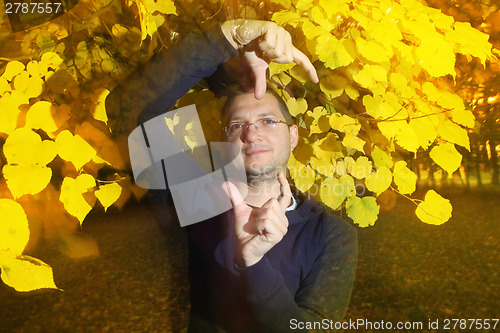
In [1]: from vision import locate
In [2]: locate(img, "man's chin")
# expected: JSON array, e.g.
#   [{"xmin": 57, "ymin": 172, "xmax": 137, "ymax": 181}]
[{"xmin": 245, "ymin": 164, "xmax": 278, "ymax": 181}]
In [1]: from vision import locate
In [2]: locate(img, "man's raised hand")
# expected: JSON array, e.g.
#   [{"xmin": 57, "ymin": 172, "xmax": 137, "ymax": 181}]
[
  {"xmin": 221, "ymin": 19, "xmax": 319, "ymax": 99},
  {"xmin": 222, "ymin": 171, "xmax": 291, "ymax": 267}
]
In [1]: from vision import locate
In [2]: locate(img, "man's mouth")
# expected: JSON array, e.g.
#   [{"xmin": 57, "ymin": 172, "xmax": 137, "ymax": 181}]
[{"xmin": 245, "ymin": 148, "xmax": 270, "ymax": 156}]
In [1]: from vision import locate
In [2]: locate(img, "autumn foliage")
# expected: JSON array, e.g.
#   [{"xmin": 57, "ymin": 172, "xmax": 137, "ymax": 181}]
[{"xmin": 0, "ymin": 0, "xmax": 497, "ymax": 291}]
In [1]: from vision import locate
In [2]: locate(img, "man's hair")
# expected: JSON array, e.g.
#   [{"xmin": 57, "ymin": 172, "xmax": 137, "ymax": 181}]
[{"xmin": 222, "ymin": 89, "xmax": 293, "ymax": 125}]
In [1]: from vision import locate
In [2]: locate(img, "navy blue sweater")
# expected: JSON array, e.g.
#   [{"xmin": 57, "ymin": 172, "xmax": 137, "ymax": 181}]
[{"xmin": 108, "ymin": 22, "xmax": 358, "ymax": 332}]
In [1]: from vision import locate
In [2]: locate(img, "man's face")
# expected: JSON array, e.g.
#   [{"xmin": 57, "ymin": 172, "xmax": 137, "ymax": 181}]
[{"xmin": 223, "ymin": 92, "xmax": 298, "ymax": 181}]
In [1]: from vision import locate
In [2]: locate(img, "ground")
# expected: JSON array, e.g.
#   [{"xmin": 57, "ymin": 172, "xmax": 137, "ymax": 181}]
[{"xmin": 0, "ymin": 187, "xmax": 499, "ymax": 333}]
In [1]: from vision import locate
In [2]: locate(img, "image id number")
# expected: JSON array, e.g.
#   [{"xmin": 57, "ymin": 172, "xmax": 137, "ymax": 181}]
[{"xmin": 5, "ymin": 2, "xmax": 62, "ymax": 14}]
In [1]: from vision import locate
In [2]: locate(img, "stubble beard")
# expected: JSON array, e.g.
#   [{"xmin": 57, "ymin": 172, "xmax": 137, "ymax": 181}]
[{"xmin": 246, "ymin": 161, "xmax": 288, "ymax": 188}]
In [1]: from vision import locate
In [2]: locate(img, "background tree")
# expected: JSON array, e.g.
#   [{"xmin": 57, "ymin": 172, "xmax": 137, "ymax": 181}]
[{"xmin": 0, "ymin": 0, "xmax": 497, "ymax": 292}]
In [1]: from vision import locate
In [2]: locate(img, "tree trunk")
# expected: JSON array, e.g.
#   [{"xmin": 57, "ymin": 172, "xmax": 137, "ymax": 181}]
[{"xmin": 488, "ymin": 138, "xmax": 499, "ymax": 185}]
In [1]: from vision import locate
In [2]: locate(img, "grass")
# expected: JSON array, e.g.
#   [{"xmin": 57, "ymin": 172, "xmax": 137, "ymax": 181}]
[{"xmin": 0, "ymin": 187, "xmax": 498, "ymax": 332}]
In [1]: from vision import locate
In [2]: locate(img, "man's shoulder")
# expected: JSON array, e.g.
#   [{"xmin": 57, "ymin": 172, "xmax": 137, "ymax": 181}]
[{"xmin": 293, "ymin": 190, "xmax": 357, "ymax": 240}]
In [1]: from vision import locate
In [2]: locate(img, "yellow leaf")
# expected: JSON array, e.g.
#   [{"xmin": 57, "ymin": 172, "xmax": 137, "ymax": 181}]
[
  {"xmin": 268, "ymin": 62, "xmax": 295, "ymax": 77},
  {"xmin": 365, "ymin": 166, "xmax": 392, "ymax": 195},
  {"xmin": 26, "ymin": 61, "xmax": 48, "ymax": 78},
  {"xmin": 26, "ymin": 101, "xmax": 69, "ymax": 134},
  {"xmin": 316, "ymin": 33, "xmax": 354, "ymax": 69},
  {"xmin": 320, "ymin": 74, "xmax": 346, "ymax": 99},
  {"xmin": 289, "ymin": 64, "xmax": 310, "ymax": 84},
  {"xmin": 301, "ymin": 20, "xmax": 326, "ymax": 40},
  {"xmin": 0, "ymin": 77, "xmax": 10, "ymax": 95},
  {"xmin": 274, "ymin": 72, "xmax": 291, "ymax": 86},
  {"xmin": 389, "ymin": 72, "xmax": 408, "ymax": 91},
  {"xmin": 56, "ymin": 130, "xmax": 96, "ymax": 170},
  {"xmin": 13, "ymin": 71, "xmax": 43, "ymax": 99},
  {"xmin": 286, "ymin": 97, "xmax": 308, "ymax": 117},
  {"xmin": 165, "ymin": 113, "xmax": 180, "ymax": 133},
  {"xmin": 41, "ymin": 52, "xmax": 63, "ymax": 69},
  {"xmin": 75, "ymin": 122, "xmax": 125, "ymax": 169},
  {"xmin": 184, "ymin": 121, "xmax": 199, "ymax": 151},
  {"xmin": 329, "ymin": 113, "xmax": 360, "ymax": 135},
  {"xmin": 319, "ymin": 0, "xmax": 349, "ymax": 18},
  {"xmin": 377, "ymin": 119, "xmax": 406, "ymax": 141},
  {"xmin": 346, "ymin": 196, "xmax": 380, "ymax": 227},
  {"xmin": 0, "ymin": 255, "xmax": 59, "ymax": 292},
  {"xmin": 395, "ymin": 123, "xmax": 420, "ymax": 152},
  {"xmin": 0, "ymin": 199, "xmax": 29, "ymax": 254},
  {"xmin": 112, "ymin": 24, "xmax": 128, "ymax": 38},
  {"xmin": 371, "ymin": 146, "xmax": 393, "ymax": 169},
  {"xmin": 155, "ymin": 0, "xmax": 177, "ymax": 15},
  {"xmin": 342, "ymin": 133, "xmax": 365, "ymax": 152},
  {"xmin": 91, "ymin": 88, "xmax": 110, "ymax": 125},
  {"xmin": 1, "ymin": 61, "xmax": 25, "ymax": 81},
  {"xmin": 320, "ymin": 177, "xmax": 346, "ymax": 210},
  {"xmin": 436, "ymin": 120, "xmax": 470, "ymax": 150},
  {"xmin": 352, "ymin": 64, "xmax": 387, "ymax": 88},
  {"xmin": 272, "ymin": 10, "xmax": 303, "ymax": 28},
  {"xmin": 429, "ymin": 142, "xmax": 462, "ymax": 174},
  {"xmin": 393, "ymin": 161, "xmax": 417, "ymax": 194},
  {"xmin": 356, "ymin": 38, "xmax": 390, "ymax": 63},
  {"xmin": 416, "ymin": 37, "xmax": 456, "ymax": 77},
  {"xmin": 95, "ymin": 183, "xmax": 122, "ymax": 212},
  {"xmin": 312, "ymin": 133, "xmax": 343, "ymax": 161},
  {"xmin": 310, "ymin": 6, "xmax": 332, "ymax": 30},
  {"xmin": 0, "ymin": 94, "xmax": 22, "ymax": 135},
  {"xmin": 310, "ymin": 157, "xmax": 336, "ymax": 177},
  {"xmin": 339, "ymin": 174, "xmax": 356, "ymax": 197},
  {"xmin": 446, "ymin": 21, "xmax": 492, "ymax": 65},
  {"xmin": 3, "ymin": 165, "xmax": 52, "ymax": 199},
  {"xmin": 3, "ymin": 128, "xmax": 57, "ymax": 165},
  {"xmin": 60, "ymin": 174, "xmax": 96, "ymax": 224},
  {"xmin": 449, "ymin": 109, "xmax": 475, "ymax": 129},
  {"xmin": 344, "ymin": 86, "xmax": 359, "ymax": 100},
  {"xmin": 288, "ymin": 154, "xmax": 316, "ymax": 192},
  {"xmin": 409, "ymin": 116, "xmax": 437, "ymax": 150},
  {"xmin": 309, "ymin": 107, "xmax": 330, "ymax": 134},
  {"xmin": 348, "ymin": 156, "xmax": 372, "ymax": 179},
  {"xmin": 415, "ymin": 190, "xmax": 452, "ymax": 225}
]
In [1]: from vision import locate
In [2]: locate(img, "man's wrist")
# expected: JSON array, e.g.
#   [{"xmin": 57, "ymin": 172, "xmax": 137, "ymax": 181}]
[{"xmin": 236, "ymin": 255, "xmax": 263, "ymax": 268}]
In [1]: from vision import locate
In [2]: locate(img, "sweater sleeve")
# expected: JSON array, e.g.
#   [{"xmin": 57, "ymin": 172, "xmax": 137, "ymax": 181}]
[
  {"xmin": 236, "ymin": 216, "xmax": 358, "ymax": 332},
  {"xmin": 105, "ymin": 22, "xmax": 238, "ymax": 126}
]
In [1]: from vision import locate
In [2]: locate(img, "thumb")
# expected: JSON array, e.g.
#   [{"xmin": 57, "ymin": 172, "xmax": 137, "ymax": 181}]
[
  {"xmin": 222, "ymin": 181, "xmax": 246, "ymax": 213},
  {"xmin": 252, "ymin": 64, "xmax": 268, "ymax": 99}
]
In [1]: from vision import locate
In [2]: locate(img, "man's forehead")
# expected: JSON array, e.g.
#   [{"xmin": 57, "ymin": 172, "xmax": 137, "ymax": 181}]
[{"xmin": 225, "ymin": 93, "xmax": 282, "ymax": 121}]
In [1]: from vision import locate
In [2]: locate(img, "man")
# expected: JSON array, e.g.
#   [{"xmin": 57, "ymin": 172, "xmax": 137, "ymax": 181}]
[{"xmin": 110, "ymin": 19, "xmax": 357, "ymax": 332}]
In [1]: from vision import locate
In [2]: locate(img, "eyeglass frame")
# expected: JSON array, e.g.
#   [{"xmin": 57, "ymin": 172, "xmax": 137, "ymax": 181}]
[{"xmin": 223, "ymin": 117, "xmax": 291, "ymax": 137}]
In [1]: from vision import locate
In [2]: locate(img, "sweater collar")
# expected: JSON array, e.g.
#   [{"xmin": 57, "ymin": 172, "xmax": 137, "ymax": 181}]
[{"xmin": 286, "ymin": 188, "xmax": 324, "ymax": 225}]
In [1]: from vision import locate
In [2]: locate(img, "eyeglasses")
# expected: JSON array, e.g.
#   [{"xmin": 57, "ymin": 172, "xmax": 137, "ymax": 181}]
[{"xmin": 224, "ymin": 118, "xmax": 289, "ymax": 137}]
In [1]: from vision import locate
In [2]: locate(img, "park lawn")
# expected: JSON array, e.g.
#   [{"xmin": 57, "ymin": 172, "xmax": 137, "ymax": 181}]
[{"xmin": 0, "ymin": 187, "xmax": 498, "ymax": 332}]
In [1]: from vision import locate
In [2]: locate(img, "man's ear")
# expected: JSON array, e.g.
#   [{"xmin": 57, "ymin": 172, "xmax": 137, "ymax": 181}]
[{"xmin": 289, "ymin": 124, "xmax": 298, "ymax": 150}]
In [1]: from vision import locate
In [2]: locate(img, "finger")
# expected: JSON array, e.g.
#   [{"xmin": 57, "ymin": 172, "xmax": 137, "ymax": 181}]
[
  {"xmin": 277, "ymin": 170, "xmax": 292, "ymax": 211},
  {"xmin": 283, "ymin": 33, "xmax": 293, "ymax": 63},
  {"xmin": 222, "ymin": 181, "xmax": 246, "ymax": 213},
  {"xmin": 272, "ymin": 27, "xmax": 286, "ymax": 58},
  {"xmin": 253, "ymin": 64, "xmax": 269, "ymax": 99},
  {"xmin": 252, "ymin": 206, "xmax": 288, "ymax": 236},
  {"xmin": 258, "ymin": 23, "xmax": 278, "ymax": 54},
  {"xmin": 292, "ymin": 46, "xmax": 319, "ymax": 83}
]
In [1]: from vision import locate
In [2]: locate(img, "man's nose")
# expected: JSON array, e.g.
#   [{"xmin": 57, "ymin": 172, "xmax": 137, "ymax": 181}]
[{"xmin": 240, "ymin": 123, "xmax": 261, "ymax": 142}]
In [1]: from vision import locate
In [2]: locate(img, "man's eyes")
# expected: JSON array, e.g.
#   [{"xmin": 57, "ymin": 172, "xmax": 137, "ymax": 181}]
[
  {"xmin": 261, "ymin": 118, "xmax": 278, "ymax": 125},
  {"xmin": 229, "ymin": 123, "xmax": 244, "ymax": 129}
]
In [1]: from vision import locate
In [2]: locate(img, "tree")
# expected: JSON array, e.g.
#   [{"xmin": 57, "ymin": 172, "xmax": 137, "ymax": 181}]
[{"xmin": 0, "ymin": 0, "xmax": 496, "ymax": 291}]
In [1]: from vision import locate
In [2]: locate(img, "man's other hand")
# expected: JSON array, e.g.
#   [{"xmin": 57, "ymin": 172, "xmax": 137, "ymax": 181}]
[
  {"xmin": 222, "ymin": 171, "xmax": 291, "ymax": 267},
  {"xmin": 221, "ymin": 19, "xmax": 319, "ymax": 99}
]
